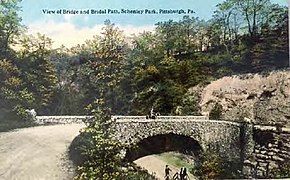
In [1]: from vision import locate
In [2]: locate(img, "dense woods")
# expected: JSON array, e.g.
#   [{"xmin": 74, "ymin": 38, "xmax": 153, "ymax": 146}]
[
  {"xmin": 0, "ymin": 0, "xmax": 288, "ymax": 119},
  {"xmin": 0, "ymin": 0, "xmax": 289, "ymax": 178}
]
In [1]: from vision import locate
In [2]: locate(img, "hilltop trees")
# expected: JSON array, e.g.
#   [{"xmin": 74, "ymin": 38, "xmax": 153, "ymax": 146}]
[
  {"xmin": 209, "ymin": 0, "xmax": 288, "ymax": 72},
  {"xmin": 126, "ymin": 20, "xmax": 210, "ymax": 115}
]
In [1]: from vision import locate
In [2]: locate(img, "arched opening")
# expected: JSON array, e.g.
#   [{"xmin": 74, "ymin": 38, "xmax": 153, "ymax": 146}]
[{"xmin": 125, "ymin": 133, "xmax": 203, "ymax": 162}]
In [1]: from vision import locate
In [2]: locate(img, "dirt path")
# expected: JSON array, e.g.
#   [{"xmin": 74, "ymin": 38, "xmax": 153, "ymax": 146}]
[
  {"xmin": 0, "ymin": 124, "xmax": 196, "ymax": 180},
  {"xmin": 0, "ymin": 124, "xmax": 84, "ymax": 180},
  {"xmin": 134, "ymin": 155, "xmax": 196, "ymax": 180}
]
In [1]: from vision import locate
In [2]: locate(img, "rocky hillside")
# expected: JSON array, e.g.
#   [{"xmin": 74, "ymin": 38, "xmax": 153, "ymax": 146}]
[{"xmin": 194, "ymin": 69, "xmax": 290, "ymax": 125}]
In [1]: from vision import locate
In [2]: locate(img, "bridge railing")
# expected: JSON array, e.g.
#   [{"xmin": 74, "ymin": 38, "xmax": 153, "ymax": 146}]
[
  {"xmin": 35, "ymin": 116, "xmax": 93, "ymax": 125},
  {"xmin": 112, "ymin": 116, "xmax": 245, "ymax": 126},
  {"xmin": 112, "ymin": 115, "xmax": 209, "ymax": 121}
]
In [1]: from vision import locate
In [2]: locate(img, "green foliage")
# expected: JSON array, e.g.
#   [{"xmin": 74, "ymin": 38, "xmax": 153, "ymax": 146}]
[
  {"xmin": 70, "ymin": 20, "xmax": 129, "ymax": 114},
  {"xmin": 119, "ymin": 165, "xmax": 157, "ymax": 180},
  {"xmin": 269, "ymin": 161, "xmax": 290, "ymax": 178},
  {"xmin": 0, "ymin": 59, "xmax": 34, "ymax": 119},
  {"xmin": 192, "ymin": 152, "xmax": 222, "ymax": 179},
  {"xmin": 0, "ymin": 0, "xmax": 37, "ymax": 121},
  {"xmin": 0, "ymin": 0, "xmax": 59, "ymax": 119},
  {"xmin": 0, "ymin": 0, "xmax": 289, "ymax": 177},
  {"xmin": 0, "ymin": 0, "xmax": 22, "ymax": 58},
  {"xmin": 36, "ymin": 0, "xmax": 287, "ymax": 117},
  {"xmin": 0, "ymin": 33, "xmax": 59, "ymax": 118},
  {"xmin": 209, "ymin": 103, "xmax": 223, "ymax": 120},
  {"xmin": 128, "ymin": 33, "xmax": 207, "ymax": 115},
  {"xmin": 0, "ymin": 0, "xmax": 287, "ymax": 119},
  {"xmin": 74, "ymin": 21, "xmax": 155, "ymax": 179},
  {"xmin": 0, "ymin": 108, "xmax": 35, "ymax": 132},
  {"xmin": 177, "ymin": 91, "xmax": 201, "ymax": 115},
  {"xmin": 192, "ymin": 151, "xmax": 241, "ymax": 179},
  {"xmin": 50, "ymin": 83, "xmax": 86, "ymax": 115},
  {"xmin": 75, "ymin": 106, "xmax": 124, "ymax": 180},
  {"xmin": 17, "ymin": 34, "xmax": 58, "ymax": 112}
]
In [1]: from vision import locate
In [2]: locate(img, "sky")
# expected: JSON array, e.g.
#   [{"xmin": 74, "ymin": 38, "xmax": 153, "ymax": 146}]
[{"xmin": 19, "ymin": 0, "xmax": 288, "ymax": 48}]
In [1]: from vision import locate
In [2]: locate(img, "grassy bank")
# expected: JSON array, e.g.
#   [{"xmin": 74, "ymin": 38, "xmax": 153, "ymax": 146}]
[
  {"xmin": 155, "ymin": 152, "xmax": 194, "ymax": 171},
  {"xmin": 0, "ymin": 116, "xmax": 35, "ymax": 132}
]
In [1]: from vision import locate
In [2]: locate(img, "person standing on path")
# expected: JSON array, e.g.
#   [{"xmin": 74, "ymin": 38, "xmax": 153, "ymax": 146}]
[
  {"xmin": 180, "ymin": 168, "xmax": 184, "ymax": 180},
  {"xmin": 181, "ymin": 167, "xmax": 189, "ymax": 180},
  {"xmin": 173, "ymin": 171, "xmax": 180, "ymax": 180},
  {"xmin": 165, "ymin": 165, "xmax": 172, "ymax": 180}
]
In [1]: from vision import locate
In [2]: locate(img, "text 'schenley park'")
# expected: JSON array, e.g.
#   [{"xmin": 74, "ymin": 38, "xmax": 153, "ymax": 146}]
[{"xmin": 0, "ymin": 0, "xmax": 289, "ymax": 179}]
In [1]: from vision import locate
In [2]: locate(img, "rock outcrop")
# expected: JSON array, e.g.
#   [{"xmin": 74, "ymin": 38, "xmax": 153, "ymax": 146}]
[
  {"xmin": 195, "ymin": 70, "xmax": 290, "ymax": 125},
  {"xmin": 243, "ymin": 125, "xmax": 290, "ymax": 178}
]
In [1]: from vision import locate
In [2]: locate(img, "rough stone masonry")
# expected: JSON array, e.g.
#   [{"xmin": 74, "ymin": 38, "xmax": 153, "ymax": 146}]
[
  {"xmin": 243, "ymin": 124, "xmax": 290, "ymax": 178},
  {"xmin": 35, "ymin": 115, "xmax": 290, "ymax": 178}
]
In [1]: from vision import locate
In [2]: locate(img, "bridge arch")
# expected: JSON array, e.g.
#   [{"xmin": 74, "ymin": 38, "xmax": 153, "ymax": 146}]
[
  {"xmin": 125, "ymin": 133, "xmax": 203, "ymax": 161},
  {"xmin": 113, "ymin": 116, "xmax": 243, "ymax": 161}
]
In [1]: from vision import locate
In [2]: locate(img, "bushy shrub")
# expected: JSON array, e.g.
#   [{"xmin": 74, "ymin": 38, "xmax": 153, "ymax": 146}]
[
  {"xmin": 269, "ymin": 161, "xmax": 290, "ymax": 178},
  {"xmin": 209, "ymin": 103, "xmax": 223, "ymax": 120},
  {"xmin": 177, "ymin": 91, "xmax": 201, "ymax": 115},
  {"xmin": 192, "ymin": 151, "xmax": 242, "ymax": 179},
  {"xmin": 120, "ymin": 164, "xmax": 157, "ymax": 180},
  {"xmin": 74, "ymin": 105, "xmax": 157, "ymax": 180}
]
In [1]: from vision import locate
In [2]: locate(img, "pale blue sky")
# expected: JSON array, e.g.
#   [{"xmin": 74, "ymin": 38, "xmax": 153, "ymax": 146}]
[
  {"xmin": 18, "ymin": 0, "xmax": 288, "ymax": 48},
  {"xmin": 20, "ymin": 0, "xmax": 288, "ymax": 28}
]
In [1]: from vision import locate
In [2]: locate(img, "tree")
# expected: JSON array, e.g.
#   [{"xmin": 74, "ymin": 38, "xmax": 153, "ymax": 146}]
[
  {"xmin": 209, "ymin": 103, "xmax": 223, "ymax": 120},
  {"xmin": 178, "ymin": 91, "xmax": 201, "ymax": 115},
  {"xmin": 82, "ymin": 20, "xmax": 128, "ymax": 114},
  {"xmin": 0, "ymin": 58, "xmax": 34, "ymax": 118},
  {"xmin": 192, "ymin": 151, "xmax": 241, "ymax": 179},
  {"xmin": 0, "ymin": 0, "xmax": 36, "ymax": 120},
  {"xmin": 76, "ymin": 106, "xmax": 124, "ymax": 179},
  {"xmin": 76, "ymin": 21, "xmax": 131, "ymax": 179},
  {"xmin": 180, "ymin": 16, "xmax": 198, "ymax": 53},
  {"xmin": 236, "ymin": 0, "xmax": 271, "ymax": 37},
  {"xmin": 156, "ymin": 20, "xmax": 179, "ymax": 56},
  {"xmin": 213, "ymin": 0, "xmax": 241, "ymax": 53},
  {"xmin": 17, "ymin": 34, "xmax": 58, "ymax": 114},
  {"xmin": 0, "ymin": 0, "xmax": 22, "ymax": 58}
]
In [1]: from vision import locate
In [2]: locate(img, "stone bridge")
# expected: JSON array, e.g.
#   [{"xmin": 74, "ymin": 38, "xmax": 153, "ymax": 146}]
[
  {"xmin": 35, "ymin": 115, "xmax": 245, "ymax": 160},
  {"xmin": 113, "ymin": 116, "xmax": 290, "ymax": 178},
  {"xmin": 112, "ymin": 116, "xmax": 244, "ymax": 161},
  {"xmin": 35, "ymin": 115, "xmax": 290, "ymax": 178}
]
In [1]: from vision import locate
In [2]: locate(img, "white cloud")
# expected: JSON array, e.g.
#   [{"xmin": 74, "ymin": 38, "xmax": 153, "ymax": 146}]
[
  {"xmin": 26, "ymin": 21, "xmax": 155, "ymax": 48},
  {"xmin": 63, "ymin": 14, "xmax": 78, "ymax": 22}
]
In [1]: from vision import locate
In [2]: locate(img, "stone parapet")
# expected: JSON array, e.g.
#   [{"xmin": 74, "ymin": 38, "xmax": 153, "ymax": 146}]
[
  {"xmin": 35, "ymin": 116, "xmax": 93, "ymax": 125},
  {"xmin": 112, "ymin": 115, "xmax": 209, "ymax": 121}
]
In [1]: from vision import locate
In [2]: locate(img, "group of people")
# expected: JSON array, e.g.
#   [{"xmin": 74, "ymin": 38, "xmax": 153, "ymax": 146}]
[
  {"xmin": 146, "ymin": 107, "xmax": 160, "ymax": 119},
  {"xmin": 165, "ymin": 165, "xmax": 189, "ymax": 180}
]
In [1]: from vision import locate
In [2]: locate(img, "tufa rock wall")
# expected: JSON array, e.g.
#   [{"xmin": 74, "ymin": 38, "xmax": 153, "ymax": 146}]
[
  {"xmin": 197, "ymin": 70, "xmax": 290, "ymax": 125},
  {"xmin": 243, "ymin": 125, "xmax": 290, "ymax": 178}
]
